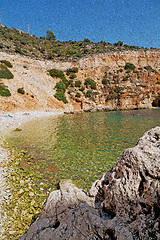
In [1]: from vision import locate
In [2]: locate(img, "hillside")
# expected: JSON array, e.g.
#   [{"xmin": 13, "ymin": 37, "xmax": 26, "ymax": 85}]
[
  {"xmin": 0, "ymin": 49, "xmax": 160, "ymax": 113},
  {"xmin": 0, "ymin": 25, "xmax": 151, "ymax": 62}
]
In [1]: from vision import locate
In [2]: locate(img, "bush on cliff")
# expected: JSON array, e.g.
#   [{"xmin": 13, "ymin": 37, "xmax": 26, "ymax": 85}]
[
  {"xmin": 144, "ymin": 65, "xmax": 153, "ymax": 71},
  {"xmin": 75, "ymin": 80, "xmax": 81, "ymax": 87},
  {"xmin": 114, "ymin": 86, "xmax": 124, "ymax": 93},
  {"xmin": 124, "ymin": 62, "xmax": 135, "ymax": 70},
  {"xmin": 0, "ymin": 60, "xmax": 13, "ymax": 68},
  {"xmin": 79, "ymin": 87, "xmax": 85, "ymax": 92},
  {"xmin": 55, "ymin": 81, "xmax": 67, "ymax": 92},
  {"xmin": 69, "ymin": 73, "xmax": 76, "ymax": 79},
  {"xmin": 54, "ymin": 90, "xmax": 68, "ymax": 103},
  {"xmin": 17, "ymin": 87, "xmax": 25, "ymax": 94},
  {"xmin": 85, "ymin": 90, "xmax": 92, "ymax": 98},
  {"xmin": 54, "ymin": 81, "xmax": 68, "ymax": 103},
  {"xmin": 122, "ymin": 75, "xmax": 129, "ymax": 81},
  {"xmin": 15, "ymin": 46, "xmax": 24, "ymax": 55},
  {"xmin": 54, "ymin": 71, "xmax": 69, "ymax": 103},
  {"xmin": 48, "ymin": 69, "xmax": 67, "ymax": 82},
  {"xmin": 66, "ymin": 67, "xmax": 78, "ymax": 76},
  {"xmin": 75, "ymin": 92, "xmax": 81, "ymax": 98},
  {"xmin": 84, "ymin": 78, "xmax": 96, "ymax": 89},
  {"xmin": 102, "ymin": 78, "xmax": 110, "ymax": 85},
  {"xmin": 0, "ymin": 85, "xmax": 11, "ymax": 96},
  {"xmin": 0, "ymin": 64, "xmax": 14, "ymax": 79}
]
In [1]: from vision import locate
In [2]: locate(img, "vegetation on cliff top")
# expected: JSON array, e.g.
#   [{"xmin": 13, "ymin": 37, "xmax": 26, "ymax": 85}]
[{"xmin": 0, "ymin": 25, "xmax": 156, "ymax": 62}]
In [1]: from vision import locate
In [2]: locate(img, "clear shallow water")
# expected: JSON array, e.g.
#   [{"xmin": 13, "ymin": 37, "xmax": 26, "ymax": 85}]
[{"xmin": 6, "ymin": 109, "xmax": 160, "ymax": 190}]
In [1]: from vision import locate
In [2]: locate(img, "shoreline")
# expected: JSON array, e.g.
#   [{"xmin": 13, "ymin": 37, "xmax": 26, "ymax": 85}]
[
  {"xmin": 0, "ymin": 109, "xmax": 64, "ymax": 239},
  {"xmin": 0, "ymin": 110, "xmax": 64, "ymax": 138}
]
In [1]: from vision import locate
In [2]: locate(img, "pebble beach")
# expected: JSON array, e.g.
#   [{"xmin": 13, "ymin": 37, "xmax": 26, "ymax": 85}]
[{"xmin": 0, "ymin": 110, "xmax": 63, "ymax": 239}]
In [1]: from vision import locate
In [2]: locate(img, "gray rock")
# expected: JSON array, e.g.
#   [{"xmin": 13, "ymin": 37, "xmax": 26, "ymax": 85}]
[{"xmin": 20, "ymin": 127, "xmax": 160, "ymax": 240}]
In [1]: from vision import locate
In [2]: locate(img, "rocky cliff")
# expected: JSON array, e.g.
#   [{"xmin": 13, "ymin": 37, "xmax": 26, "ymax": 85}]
[
  {"xmin": 20, "ymin": 126, "xmax": 160, "ymax": 240},
  {"xmin": 0, "ymin": 50, "xmax": 160, "ymax": 113}
]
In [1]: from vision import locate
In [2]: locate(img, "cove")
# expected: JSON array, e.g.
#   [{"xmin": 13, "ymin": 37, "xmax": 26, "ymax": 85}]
[{"xmin": 6, "ymin": 109, "xmax": 160, "ymax": 191}]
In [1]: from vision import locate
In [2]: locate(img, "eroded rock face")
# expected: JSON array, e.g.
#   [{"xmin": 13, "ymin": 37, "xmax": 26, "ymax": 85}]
[
  {"xmin": 0, "ymin": 50, "xmax": 160, "ymax": 113},
  {"xmin": 20, "ymin": 127, "xmax": 160, "ymax": 240}
]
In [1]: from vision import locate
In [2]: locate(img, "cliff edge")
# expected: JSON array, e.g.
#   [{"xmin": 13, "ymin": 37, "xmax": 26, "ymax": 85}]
[
  {"xmin": 20, "ymin": 126, "xmax": 160, "ymax": 240},
  {"xmin": 0, "ymin": 50, "xmax": 160, "ymax": 113}
]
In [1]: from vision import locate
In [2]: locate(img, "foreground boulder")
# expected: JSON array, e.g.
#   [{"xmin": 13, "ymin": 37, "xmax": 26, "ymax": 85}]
[{"xmin": 20, "ymin": 127, "xmax": 160, "ymax": 240}]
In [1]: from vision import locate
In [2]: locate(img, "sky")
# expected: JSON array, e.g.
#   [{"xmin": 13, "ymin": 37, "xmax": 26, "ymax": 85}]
[{"xmin": 0, "ymin": 0, "xmax": 160, "ymax": 48}]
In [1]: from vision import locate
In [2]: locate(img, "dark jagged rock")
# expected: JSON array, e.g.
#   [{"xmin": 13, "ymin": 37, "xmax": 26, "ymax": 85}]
[{"xmin": 20, "ymin": 127, "xmax": 160, "ymax": 240}]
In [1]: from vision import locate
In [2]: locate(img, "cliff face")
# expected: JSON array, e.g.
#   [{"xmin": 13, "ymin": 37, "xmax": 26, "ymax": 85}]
[
  {"xmin": 0, "ymin": 50, "xmax": 160, "ymax": 113},
  {"xmin": 20, "ymin": 127, "xmax": 160, "ymax": 240}
]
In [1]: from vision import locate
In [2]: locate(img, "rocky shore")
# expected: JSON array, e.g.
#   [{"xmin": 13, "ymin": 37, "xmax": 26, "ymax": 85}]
[{"xmin": 20, "ymin": 126, "xmax": 160, "ymax": 240}]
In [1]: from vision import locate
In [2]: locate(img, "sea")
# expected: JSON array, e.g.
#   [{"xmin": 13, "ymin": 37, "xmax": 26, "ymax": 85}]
[{"xmin": 5, "ymin": 109, "xmax": 160, "ymax": 190}]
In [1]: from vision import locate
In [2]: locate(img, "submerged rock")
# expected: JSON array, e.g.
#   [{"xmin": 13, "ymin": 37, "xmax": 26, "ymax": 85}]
[{"xmin": 20, "ymin": 127, "xmax": 160, "ymax": 240}]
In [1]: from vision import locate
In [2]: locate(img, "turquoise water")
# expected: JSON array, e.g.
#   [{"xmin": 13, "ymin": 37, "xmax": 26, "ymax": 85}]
[{"xmin": 6, "ymin": 109, "xmax": 160, "ymax": 190}]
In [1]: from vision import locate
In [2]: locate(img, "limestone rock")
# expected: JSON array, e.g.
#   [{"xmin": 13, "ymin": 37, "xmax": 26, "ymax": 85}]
[
  {"xmin": 0, "ymin": 50, "xmax": 160, "ymax": 113},
  {"xmin": 20, "ymin": 127, "xmax": 160, "ymax": 240}
]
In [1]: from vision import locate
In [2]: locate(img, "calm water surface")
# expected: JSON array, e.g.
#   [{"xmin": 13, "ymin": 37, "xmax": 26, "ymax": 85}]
[{"xmin": 6, "ymin": 109, "xmax": 160, "ymax": 190}]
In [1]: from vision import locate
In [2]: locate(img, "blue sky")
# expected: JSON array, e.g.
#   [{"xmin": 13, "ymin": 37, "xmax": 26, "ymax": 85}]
[{"xmin": 1, "ymin": 0, "xmax": 160, "ymax": 48}]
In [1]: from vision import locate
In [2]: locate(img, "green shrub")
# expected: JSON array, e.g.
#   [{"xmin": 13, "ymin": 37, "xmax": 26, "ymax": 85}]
[
  {"xmin": 67, "ymin": 48, "xmax": 76, "ymax": 55},
  {"xmin": 125, "ymin": 70, "xmax": 130, "ymax": 73},
  {"xmin": 144, "ymin": 65, "xmax": 153, "ymax": 71},
  {"xmin": 0, "ymin": 43, "xmax": 3, "ymax": 49},
  {"xmin": 102, "ymin": 78, "xmax": 109, "ymax": 85},
  {"xmin": 17, "ymin": 87, "xmax": 25, "ymax": 94},
  {"xmin": 66, "ymin": 67, "xmax": 78, "ymax": 76},
  {"xmin": 54, "ymin": 91, "xmax": 68, "ymax": 103},
  {"xmin": 69, "ymin": 73, "xmax": 76, "ymax": 79},
  {"xmin": 75, "ymin": 92, "xmax": 81, "ymax": 98},
  {"xmin": 53, "ymin": 68, "xmax": 70, "ymax": 103},
  {"xmin": 124, "ymin": 62, "xmax": 135, "ymax": 70},
  {"xmin": 102, "ymin": 79, "xmax": 107, "ymax": 85},
  {"xmin": 84, "ymin": 78, "xmax": 96, "ymax": 89},
  {"xmin": 13, "ymin": 128, "xmax": 22, "ymax": 132},
  {"xmin": 46, "ymin": 30, "xmax": 56, "ymax": 41},
  {"xmin": 79, "ymin": 87, "xmax": 85, "ymax": 92},
  {"xmin": 0, "ymin": 60, "xmax": 13, "ymax": 68},
  {"xmin": 94, "ymin": 91, "xmax": 98, "ymax": 96},
  {"xmin": 114, "ymin": 86, "xmax": 124, "ymax": 93},
  {"xmin": 48, "ymin": 69, "xmax": 67, "ymax": 81},
  {"xmin": 15, "ymin": 46, "xmax": 24, "ymax": 55},
  {"xmin": 55, "ymin": 81, "xmax": 66, "ymax": 92},
  {"xmin": 85, "ymin": 90, "xmax": 92, "ymax": 98},
  {"xmin": 0, "ymin": 64, "xmax": 14, "ymax": 79},
  {"xmin": 75, "ymin": 80, "xmax": 81, "ymax": 87},
  {"xmin": 69, "ymin": 80, "xmax": 74, "ymax": 87},
  {"xmin": 69, "ymin": 93, "xmax": 74, "ymax": 99},
  {"xmin": 133, "ymin": 69, "xmax": 137, "ymax": 73},
  {"xmin": 0, "ymin": 85, "xmax": 11, "ymax": 96},
  {"xmin": 122, "ymin": 75, "xmax": 129, "ymax": 81}
]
